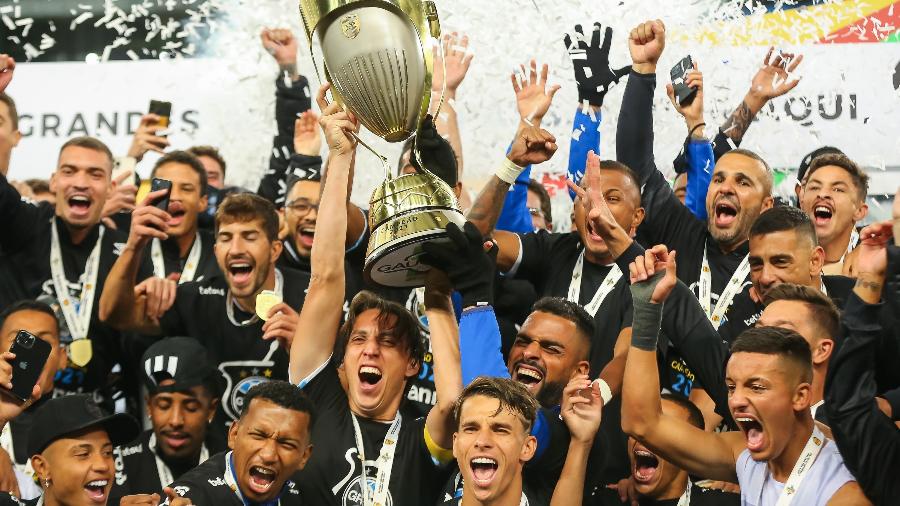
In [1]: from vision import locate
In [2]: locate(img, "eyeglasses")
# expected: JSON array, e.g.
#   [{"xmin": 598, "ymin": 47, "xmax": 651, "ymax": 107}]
[{"xmin": 285, "ymin": 199, "xmax": 319, "ymax": 215}]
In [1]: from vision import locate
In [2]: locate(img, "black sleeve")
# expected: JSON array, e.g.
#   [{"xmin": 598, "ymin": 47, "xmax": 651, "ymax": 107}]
[
  {"xmin": 615, "ymin": 241, "xmax": 730, "ymax": 419},
  {"xmin": 514, "ymin": 230, "xmax": 563, "ymax": 295},
  {"xmin": 297, "ymin": 360, "xmax": 347, "ymax": 413},
  {"xmin": 257, "ymin": 75, "xmax": 313, "ymax": 206},
  {"xmin": 882, "ymin": 387, "xmax": 900, "ymax": 421},
  {"xmin": 614, "ymin": 72, "xmax": 705, "ymax": 253},
  {"xmin": 0, "ymin": 174, "xmax": 50, "ymax": 253},
  {"xmin": 824, "ymin": 290, "xmax": 900, "ymax": 505},
  {"xmin": 158, "ymin": 284, "xmax": 191, "ymax": 337}
]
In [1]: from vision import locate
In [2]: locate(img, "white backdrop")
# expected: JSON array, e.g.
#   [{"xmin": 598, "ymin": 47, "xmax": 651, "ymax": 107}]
[{"xmin": 6, "ymin": 0, "xmax": 900, "ymax": 210}]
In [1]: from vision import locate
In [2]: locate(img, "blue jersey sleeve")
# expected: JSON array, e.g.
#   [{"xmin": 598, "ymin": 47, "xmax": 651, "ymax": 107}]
[
  {"xmin": 684, "ymin": 139, "xmax": 714, "ymax": 221},
  {"xmin": 495, "ymin": 162, "xmax": 534, "ymax": 234},
  {"xmin": 459, "ymin": 306, "xmax": 509, "ymax": 385}
]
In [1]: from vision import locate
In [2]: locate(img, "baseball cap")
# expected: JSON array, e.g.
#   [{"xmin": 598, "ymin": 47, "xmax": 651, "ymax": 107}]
[
  {"xmin": 797, "ymin": 146, "xmax": 844, "ymax": 184},
  {"xmin": 27, "ymin": 394, "xmax": 140, "ymax": 456},
  {"xmin": 141, "ymin": 336, "xmax": 220, "ymax": 395}
]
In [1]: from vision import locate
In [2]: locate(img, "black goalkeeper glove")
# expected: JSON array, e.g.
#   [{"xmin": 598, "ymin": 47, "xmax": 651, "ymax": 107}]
[
  {"xmin": 421, "ymin": 221, "xmax": 497, "ymax": 308},
  {"xmin": 563, "ymin": 23, "xmax": 630, "ymax": 107}
]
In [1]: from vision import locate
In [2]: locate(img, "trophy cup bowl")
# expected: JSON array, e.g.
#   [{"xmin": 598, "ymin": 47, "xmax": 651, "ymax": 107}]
[{"xmin": 300, "ymin": 0, "xmax": 467, "ymax": 288}]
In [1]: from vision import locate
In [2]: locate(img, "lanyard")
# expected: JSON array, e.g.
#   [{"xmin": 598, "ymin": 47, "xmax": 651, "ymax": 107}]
[
  {"xmin": 149, "ymin": 433, "xmax": 209, "ymax": 487},
  {"xmin": 567, "ymin": 251, "xmax": 622, "ymax": 317},
  {"xmin": 768, "ymin": 425, "xmax": 826, "ymax": 506},
  {"xmin": 677, "ymin": 481, "xmax": 692, "ymax": 506},
  {"xmin": 699, "ymin": 245, "xmax": 750, "ymax": 329},
  {"xmin": 224, "ymin": 451, "xmax": 281, "ymax": 506},
  {"xmin": 50, "ymin": 219, "xmax": 104, "ymax": 341},
  {"xmin": 838, "ymin": 228, "xmax": 859, "ymax": 265},
  {"xmin": 0, "ymin": 424, "xmax": 35, "ymax": 478},
  {"xmin": 151, "ymin": 233, "xmax": 202, "ymax": 283},
  {"xmin": 226, "ymin": 269, "xmax": 284, "ymax": 327},
  {"xmin": 350, "ymin": 412, "xmax": 402, "ymax": 506}
]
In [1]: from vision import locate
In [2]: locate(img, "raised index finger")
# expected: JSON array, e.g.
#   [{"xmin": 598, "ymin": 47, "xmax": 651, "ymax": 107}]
[{"xmin": 315, "ymin": 83, "xmax": 332, "ymax": 111}]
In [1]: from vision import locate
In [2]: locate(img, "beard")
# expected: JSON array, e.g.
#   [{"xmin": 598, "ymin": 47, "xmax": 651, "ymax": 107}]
[{"xmin": 536, "ymin": 380, "xmax": 566, "ymax": 408}]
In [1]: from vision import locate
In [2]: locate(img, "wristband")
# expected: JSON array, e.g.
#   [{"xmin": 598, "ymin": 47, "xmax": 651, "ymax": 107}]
[
  {"xmin": 495, "ymin": 157, "xmax": 525, "ymax": 185},
  {"xmin": 593, "ymin": 378, "xmax": 613, "ymax": 405},
  {"xmin": 629, "ymin": 271, "xmax": 666, "ymax": 351}
]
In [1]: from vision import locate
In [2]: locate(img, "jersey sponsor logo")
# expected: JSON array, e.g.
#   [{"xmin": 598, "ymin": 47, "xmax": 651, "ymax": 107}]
[
  {"xmin": 173, "ymin": 486, "xmax": 190, "ymax": 496},
  {"xmin": 113, "ymin": 448, "xmax": 128, "ymax": 485},
  {"xmin": 341, "ymin": 474, "xmax": 394, "ymax": 506},
  {"xmin": 207, "ymin": 477, "xmax": 227, "ymax": 487},
  {"xmin": 407, "ymin": 384, "xmax": 437, "ymax": 406},
  {"xmin": 118, "ymin": 442, "xmax": 144, "ymax": 457},
  {"xmin": 113, "ymin": 242, "xmax": 126, "ymax": 256},
  {"xmin": 198, "ymin": 285, "xmax": 226, "ymax": 296}
]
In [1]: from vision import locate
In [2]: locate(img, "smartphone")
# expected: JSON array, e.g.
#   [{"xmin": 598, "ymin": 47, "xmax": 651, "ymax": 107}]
[
  {"xmin": 5, "ymin": 330, "xmax": 51, "ymax": 402},
  {"xmin": 150, "ymin": 177, "xmax": 172, "ymax": 212},
  {"xmin": 669, "ymin": 55, "xmax": 697, "ymax": 106},
  {"xmin": 148, "ymin": 100, "xmax": 172, "ymax": 136}
]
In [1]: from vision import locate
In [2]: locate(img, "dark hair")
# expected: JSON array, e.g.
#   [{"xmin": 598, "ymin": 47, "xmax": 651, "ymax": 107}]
[
  {"xmin": 660, "ymin": 393, "xmax": 704, "ymax": 430},
  {"xmin": 242, "ymin": 380, "xmax": 316, "ymax": 427},
  {"xmin": 731, "ymin": 326, "xmax": 812, "ymax": 383},
  {"xmin": 0, "ymin": 300, "xmax": 60, "ymax": 336},
  {"xmin": 0, "ymin": 92, "xmax": 18, "ymax": 130},
  {"xmin": 721, "ymin": 148, "xmax": 773, "ymax": 194},
  {"xmin": 750, "ymin": 206, "xmax": 817, "ymax": 246},
  {"xmin": 591, "ymin": 160, "xmax": 642, "ymax": 198},
  {"xmin": 25, "ymin": 179, "xmax": 51, "ymax": 195},
  {"xmin": 452, "ymin": 376, "xmax": 538, "ymax": 431},
  {"xmin": 531, "ymin": 297, "xmax": 594, "ymax": 358},
  {"xmin": 526, "ymin": 179, "xmax": 553, "ymax": 226},
  {"xmin": 797, "ymin": 146, "xmax": 843, "ymax": 183},
  {"xmin": 763, "ymin": 284, "xmax": 840, "ymax": 342},
  {"xmin": 215, "ymin": 193, "xmax": 279, "ymax": 242},
  {"xmin": 335, "ymin": 291, "xmax": 424, "ymax": 368},
  {"xmin": 151, "ymin": 150, "xmax": 209, "ymax": 196},
  {"xmin": 58, "ymin": 136, "xmax": 114, "ymax": 169},
  {"xmin": 187, "ymin": 145, "xmax": 227, "ymax": 178},
  {"xmin": 805, "ymin": 153, "xmax": 869, "ymax": 202}
]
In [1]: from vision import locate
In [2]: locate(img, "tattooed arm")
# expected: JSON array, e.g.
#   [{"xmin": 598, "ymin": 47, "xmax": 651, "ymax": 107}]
[{"xmin": 720, "ymin": 46, "xmax": 803, "ymax": 145}]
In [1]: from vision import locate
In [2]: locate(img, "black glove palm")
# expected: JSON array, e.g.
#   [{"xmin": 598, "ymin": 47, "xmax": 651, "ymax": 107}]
[
  {"xmin": 411, "ymin": 114, "xmax": 458, "ymax": 185},
  {"xmin": 421, "ymin": 222, "xmax": 496, "ymax": 308},
  {"xmin": 563, "ymin": 23, "xmax": 630, "ymax": 107}
]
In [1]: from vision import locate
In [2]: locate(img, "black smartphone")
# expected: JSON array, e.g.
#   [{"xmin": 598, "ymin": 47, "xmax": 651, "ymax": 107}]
[
  {"xmin": 150, "ymin": 177, "xmax": 172, "ymax": 212},
  {"xmin": 669, "ymin": 55, "xmax": 697, "ymax": 106},
  {"xmin": 5, "ymin": 330, "xmax": 51, "ymax": 403},
  {"xmin": 148, "ymin": 100, "xmax": 172, "ymax": 136}
]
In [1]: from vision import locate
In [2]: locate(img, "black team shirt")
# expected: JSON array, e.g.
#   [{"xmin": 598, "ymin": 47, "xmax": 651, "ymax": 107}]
[
  {"xmin": 110, "ymin": 430, "xmax": 207, "ymax": 503},
  {"xmin": 294, "ymin": 362, "xmax": 446, "ymax": 505},
  {"xmin": 0, "ymin": 175, "xmax": 152, "ymax": 411},
  {"xmin": 158, "ymin": 267, "xmax": 309, "ymax": 450},
  {"xmin": 165, "ymin": 451, "xmax": 303, "ymax": 505},
  {"xmin": 143, "ymin": 228, "xmax": 220, "ymax": 282}
]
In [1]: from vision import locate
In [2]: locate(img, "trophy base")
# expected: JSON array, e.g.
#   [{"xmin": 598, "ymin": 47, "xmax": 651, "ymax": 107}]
[{"xmin": 364, "ymin": 207, "xmax": 465, "ymax": 288}]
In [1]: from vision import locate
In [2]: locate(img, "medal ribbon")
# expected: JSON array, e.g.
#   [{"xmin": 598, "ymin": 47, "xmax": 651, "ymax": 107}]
[
  {"xmin": 50, "ymin": 219, "xmax": 104, "ymax": 341},
  {"xmin": 351, "ymin": 412, "xmax": 402, "ymax": 506},
  {"xmin": 149, "ymin": 432, "xmax": 209, "ymax": 487},
  {"xmin": 567, "ymin": 251, "xmax": 622, "ymax": 318},
  {"xmin": 699, "ymin": 245, "xmax": 750, "ymax": 329},
  {"xmin": 224, "ymin": 451, "xmax": 281, "ymax": 506},
  {"xmin": 676, "ymin": 480, "xmax": 692, "ymax": 506},
  {"xmin": 768, "ymin": 425, "xmax": 826, "ymax": 505},
  {"xmin": 151, "ymin": 233, "xmax": 202, "ymax": 283},
  {"xmin": 226, "ymin": 269, "xmax": 284, "ymax": 327}
]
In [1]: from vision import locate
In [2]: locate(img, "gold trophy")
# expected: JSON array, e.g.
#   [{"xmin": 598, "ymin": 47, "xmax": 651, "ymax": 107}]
[{"xmin": 299, "ymin": 0, "xmax": 465, "ymax": 287}]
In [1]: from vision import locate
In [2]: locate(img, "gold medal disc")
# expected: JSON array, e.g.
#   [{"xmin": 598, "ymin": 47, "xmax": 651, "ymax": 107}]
[
  {"xmin": 69, "ymin": 339, "xmax": 93, "ymax": 367},
  {"xmin": 256, "ymin": 291, "xmax": 283, "ymax": 321}
]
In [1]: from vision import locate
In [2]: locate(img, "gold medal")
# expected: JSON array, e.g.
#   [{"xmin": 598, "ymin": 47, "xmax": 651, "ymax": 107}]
[
  {"xmin": 255, "ymin": 290, "xmax": 282, "ymax": 321},
  {"xmin": 69, "ymin": 339, "xmax": 93, "ymax": 367}
]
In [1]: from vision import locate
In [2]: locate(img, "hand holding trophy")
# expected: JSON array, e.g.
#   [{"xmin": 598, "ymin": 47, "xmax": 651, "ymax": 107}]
[{"xmin": 299, "ymin": 0, "xmax": 466, "ymax": 288}]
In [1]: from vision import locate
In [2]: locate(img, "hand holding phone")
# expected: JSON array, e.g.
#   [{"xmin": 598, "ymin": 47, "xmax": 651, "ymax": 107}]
[
  {"xmin": 148, "ymin": 100, "xmax": 172, "ymax": 137},
  {"xmin": 2, "ymin": 330, "xmax": 51, "ymax": 403},
  {"xmin": 150, "ymin": 178, "xmax": 172, "ymax": 213},
  {"xmin": 669, "ymin": 55, "xmax": 697, "ymax": 106}
]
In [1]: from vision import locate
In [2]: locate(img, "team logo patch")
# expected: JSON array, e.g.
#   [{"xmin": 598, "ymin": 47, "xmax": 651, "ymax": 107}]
[{"xmin": 341, "ymin": 473, "xmax": 393, "ymax": 506}]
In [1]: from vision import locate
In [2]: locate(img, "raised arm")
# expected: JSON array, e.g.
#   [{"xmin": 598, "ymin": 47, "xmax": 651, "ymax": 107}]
[
  {"xmin": 551, "ymin": 374, "xmax": 603, "ymax": 506},
  {"xmin": 825, "ymin": 222, "xmax": 900, "ymax": 505},
  {"xmin": 289, "ymin": 85, "xmax": 358, "ymax": 383},
  {"xmin": 98, "ymin": 190, "xmax": 172, "ymax": 335},
  {"xmin": 430, "ymin": 33, "xmax": 472, "ymax": 194},
  {"xmin": 621, "ymin": 245, "xmax": 743, "ymax": 482}
]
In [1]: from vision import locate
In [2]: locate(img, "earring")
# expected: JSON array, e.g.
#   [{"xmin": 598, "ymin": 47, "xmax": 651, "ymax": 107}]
[{"xmin": 43, "ymin": 478, "xmax": 51, "ymax": 488}]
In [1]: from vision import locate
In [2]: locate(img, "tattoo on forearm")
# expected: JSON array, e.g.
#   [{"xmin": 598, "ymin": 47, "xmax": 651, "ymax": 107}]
[
  {"xmin": 720, "ymin": 100, "xmax": 755, "ymax": 143},
  {"xmin": 466, "ymin": 177, "xmax": 511, "ymax": 234},
  {"xmin": 855, "ymin": 279, "xmax": 883, "ymax": 292}
]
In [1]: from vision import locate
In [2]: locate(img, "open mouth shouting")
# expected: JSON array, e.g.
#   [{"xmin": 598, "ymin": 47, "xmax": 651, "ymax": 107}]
[
  {"xmin": 227, "ymin": 258, "xmax": 256, "ymax": 289},
  {"xmin": 358, "ymin": 365, "xmax": 383, "ymax": 394},
  {"xmin": 512, "ymin": 361, "xmax": 545, "ymax": 395},
  {"xmin": 296, "ymin": 226, "xmax": 315, "ymax": 249},
  {"xmin": 735, "ymin": 414, "xmax": 767, "ymax": 454},
  {"xmin": 632, "ymin": 447, "xmax": 660, "ymax": 485},
  {"xmin": 83, "ymin": 479, "xmax": 109, "ymax": 504},
  {"xmin": 247, "ymin": 465, "xmax": 278, "ymax": 495},
  {"xmin": 713, "ymin": 198, "xmax": 739, "ymax": 229},
  {"xmin": 167, "ymin": 202, "xmax": 187, "ymax": 228},
  {"xmin": 469, "ymin": 456, "xmax": 499, "ymax": 488},
  {"xmin": 67, "ymin": 193, "xmax": 93, "ymax": 219},
  {"xmin": 811, "ymin": 201, "xmax": 834, "ymax": 227}
]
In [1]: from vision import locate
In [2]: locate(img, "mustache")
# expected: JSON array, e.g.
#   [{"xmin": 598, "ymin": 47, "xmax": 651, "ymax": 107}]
[{"xmin": 512, "ymin": 358, "xmax": 547, "ymax": 377}]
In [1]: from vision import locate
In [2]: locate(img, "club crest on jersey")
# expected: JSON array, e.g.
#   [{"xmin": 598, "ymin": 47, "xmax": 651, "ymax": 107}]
[
  {"xmin": 341, "ymin": 473, "xmax": 393, "ymax": 506},
  {"xmin": 218, "ymin": 344, "xmax": 278, "ymax": 420}
]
